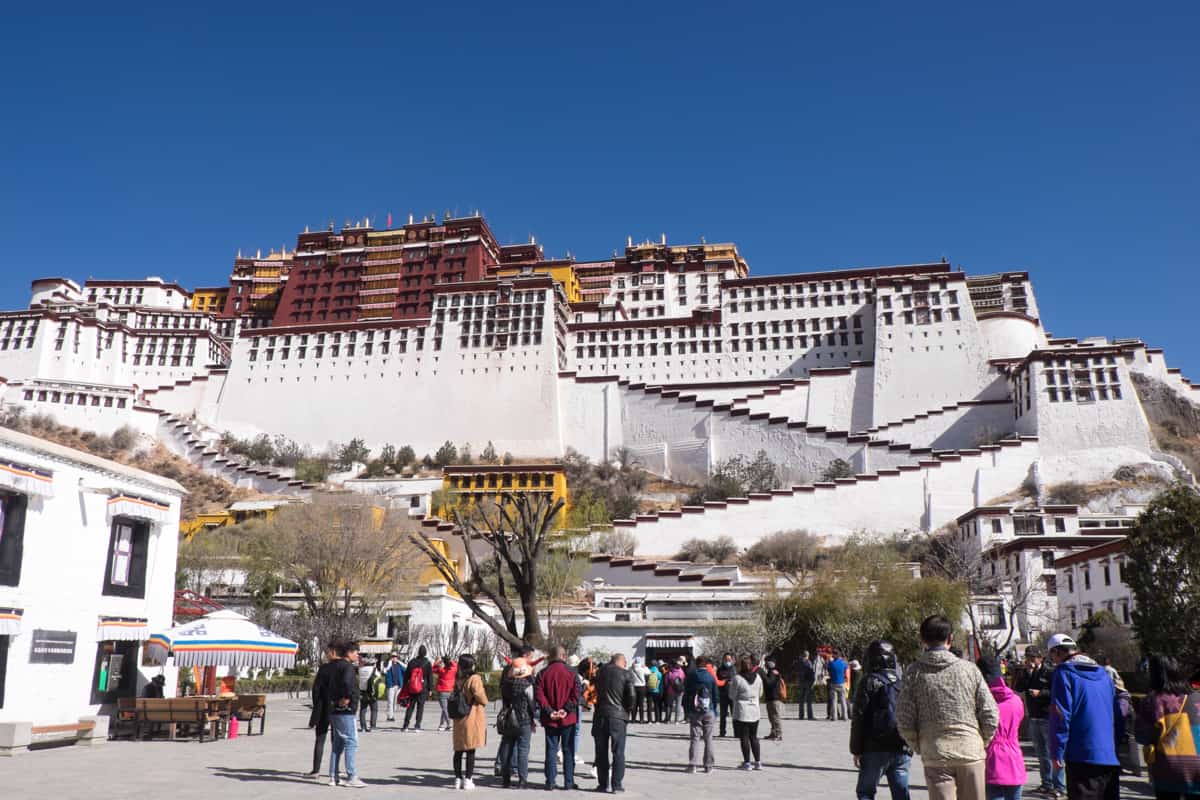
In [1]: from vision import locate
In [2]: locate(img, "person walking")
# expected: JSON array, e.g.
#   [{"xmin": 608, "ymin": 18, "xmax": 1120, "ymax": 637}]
[
  {"xmin": 684, "ymin": 655, "xmax": 720, "ymax": 774},
  {"xmin": 761, "ymin": 660, "xmax": 785, "ymax": 741},
  {"xmin": 829, "ymin": 649, "xmax": 850, "ymax": 721},
  {"xmin": 306, "ymin": 640, "xmax": 340, "ymax": 780},
  {"xmin": 535, "ymin": 645, "xmax": 581, "ymax": 790},
  {"xmin": 1015, "ymin": 647, "xmax": 1064, "ymax": 799},
  {"xmin": 433, "ymin": 655, "xmax": 458, "ymax": 732},
  {"xmin": 977, "ymin": 656, "xmax": 1027, "ymax": 800},
  {"xmin": 402, "ymin": 645, "xmax": 434, "ymax": 732},
  {"xmin": 384, "ymin": 652, "xmax": 405, "ymax": 722},
  {"xmin": 1045, "ymin": 633, "xmax": 1123, "ymax": 800},
  {"xmin": 357, "ymin": 657, "xmax": 381, "ymax": 732},
  {"xmin": 498, "ymin": 657, "xmax": 536, "ymax": 790},
  {"xmin": 850, "ymin": 640, "xmax": 911, "ymax": 800},
  {"xmin": 731, "ymin": 655, "xmax": 764, "ymax": 770},
  {"xmin": 450, "ymin": 653, "xmax": 488, "ymax": 791},
  {"xmin": 667, "ymin": 658, "xmax": 687, "ymax": 724},
  {"xmin": 629, "ymin": 656, "xmax": 650, "ymax": 724},
  {"xmin": 1134, "ymin": 654, "xmax": 1200, "ymax": 800},
  {"xmin": 794, "ymin": 650, "xmax": 817, "ymax": 720},
  {"xmin": 593, "ymin": 652, "xmax": 636, "ymax": 793},
  {"xmin": 647, "ymin": 660, "xmax": 664, "ymax": 724},
  {"xmin": 897, "ymin": 615, "xmax": 998, "ymax": 800},
  {"xmin": 717, "ymin": 652, "xmax": 736, "ymax": 737},
  {"xmin": 329, "ymin": 639, "xmax": 367, "ymax": 788}
]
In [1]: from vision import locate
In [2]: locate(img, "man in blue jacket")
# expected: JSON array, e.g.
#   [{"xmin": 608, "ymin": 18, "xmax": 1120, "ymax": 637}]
[
  {"xmin": 1046, "ymin": 633, "xmax": 1123, "ymax": 800},
  {"xmin": 384, "ymin": 652, "xmax": 405, "ymax": 722}
]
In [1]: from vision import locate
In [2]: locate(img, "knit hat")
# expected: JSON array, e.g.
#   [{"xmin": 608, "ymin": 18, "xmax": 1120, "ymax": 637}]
[
  {"xmin": 567, "ymin": 654, "xmax": 580, "ymax": 668},
  {"xmin": 976, "ymin": 655, "xmax": 1004, "ymax": 684}
]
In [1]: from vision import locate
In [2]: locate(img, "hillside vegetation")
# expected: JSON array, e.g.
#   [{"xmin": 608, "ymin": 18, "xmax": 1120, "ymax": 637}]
[{"xmin": 0, "ymin": 409, "xmax": 255, "ymax": 519}]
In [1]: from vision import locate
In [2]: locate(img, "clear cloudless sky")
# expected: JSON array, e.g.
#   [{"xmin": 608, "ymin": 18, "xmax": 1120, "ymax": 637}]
[{"xmin": 1, "ymin": 3, "xmax": 1197, "ymax": 372}]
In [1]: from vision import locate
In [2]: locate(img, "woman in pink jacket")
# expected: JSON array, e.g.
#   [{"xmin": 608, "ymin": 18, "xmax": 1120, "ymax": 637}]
[{"xmin": 977, "ymin": 656, "xmax": 1027, "ymax": 800}]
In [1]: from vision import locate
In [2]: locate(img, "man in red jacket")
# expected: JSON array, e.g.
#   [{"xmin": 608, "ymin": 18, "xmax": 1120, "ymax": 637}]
[{"xmin": 535, "ymin": 645, "xmax": 581, "ymax": 790}]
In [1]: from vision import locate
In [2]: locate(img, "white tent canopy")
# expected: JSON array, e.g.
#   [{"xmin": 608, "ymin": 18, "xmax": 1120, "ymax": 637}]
[{"xmin": 147, "ymin": 609, "xmax": 298, "ymax": 669}]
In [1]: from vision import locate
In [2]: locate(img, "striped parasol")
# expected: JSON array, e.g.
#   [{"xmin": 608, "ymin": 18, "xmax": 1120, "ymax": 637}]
[{"xmin": 146, "ymin": 609, "xmax": 298, "ymax": 669}]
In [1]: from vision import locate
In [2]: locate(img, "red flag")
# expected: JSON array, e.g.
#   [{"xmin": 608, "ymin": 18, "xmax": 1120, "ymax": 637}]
[{"xmin": 387, "ymin": 212, "xmax": 393, "ymax": 229}]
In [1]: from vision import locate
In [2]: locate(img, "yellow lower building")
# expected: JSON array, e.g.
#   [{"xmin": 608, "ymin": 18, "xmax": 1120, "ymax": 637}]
[{"xmin": 440, "ymin": 464, "xmax": 569, "ymax": 521}]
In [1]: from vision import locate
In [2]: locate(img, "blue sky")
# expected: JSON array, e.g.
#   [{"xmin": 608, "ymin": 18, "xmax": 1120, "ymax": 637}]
[{"xmin": 1, "ymin": 3, "xmax": 1196, "ymax": 373}]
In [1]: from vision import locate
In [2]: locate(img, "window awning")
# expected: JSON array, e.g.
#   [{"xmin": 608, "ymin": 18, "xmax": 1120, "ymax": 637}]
[
  {"xmin": 0, "ymin": 460, "xmax": 53, "ymax": 498},
  {"xmin": 357, "ymin": 639, "xmax": 396, "ymax": 655},
  {"xmin": 97, "ymin": 615, "xmax": 149, "ymax": 641},
  {"xmin": 0, "ymin": 607, "xmax": 24, "ymax": 636},
  {"xmin": 644, "ymin": 634, "xmax": 694, "ymax": 649},
  {"xmin": 107, "ymin": 494, "xmax": 172, "ymax": 524}
]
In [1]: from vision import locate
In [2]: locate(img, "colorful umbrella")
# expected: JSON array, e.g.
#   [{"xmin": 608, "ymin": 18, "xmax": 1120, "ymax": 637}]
[{"xmin": 147, "ymin": 609, "xmax": 298, "ymax": 669}]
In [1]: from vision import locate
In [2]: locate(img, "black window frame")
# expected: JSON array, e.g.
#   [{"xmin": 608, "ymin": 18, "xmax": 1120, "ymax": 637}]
[
  {"xmin": 0, "ymin": 492, "xmax": 29, "ymax": 587},
  {"xmin": 101, "ymin": 516, "xmax": 151, "ymax": 599}
]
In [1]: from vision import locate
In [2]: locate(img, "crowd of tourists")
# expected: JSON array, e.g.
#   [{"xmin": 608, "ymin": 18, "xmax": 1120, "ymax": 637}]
[{"xmin": 306, "ymin": 618, "xmax": 1200, "ymax": 800}]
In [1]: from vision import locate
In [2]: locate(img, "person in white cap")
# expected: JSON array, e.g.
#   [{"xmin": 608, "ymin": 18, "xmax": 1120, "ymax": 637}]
[{"xmin": 1045, "ymin": 633, "xmax": 1124, "ymax": 800}]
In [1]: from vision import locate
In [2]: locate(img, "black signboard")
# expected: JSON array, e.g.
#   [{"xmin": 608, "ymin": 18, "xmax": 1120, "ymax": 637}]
[{"xmin": 29, "ymin": 629, "xmax": 76, "ymax": 664}]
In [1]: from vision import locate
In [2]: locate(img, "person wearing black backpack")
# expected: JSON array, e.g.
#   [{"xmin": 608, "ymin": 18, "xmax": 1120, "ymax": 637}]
[
  {"xmin": 449, "ymin": 653, "xmax": 488, "ymax": 790},
  {"xmin": 850, "ymin": 640, "xmax": 912, "ymax": 800}
]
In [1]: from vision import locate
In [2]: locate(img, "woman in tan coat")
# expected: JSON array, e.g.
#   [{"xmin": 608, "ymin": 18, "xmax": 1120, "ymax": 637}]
[{"xmin": 451, "ymin": 653, "xmax": 488, "ymax": 790}]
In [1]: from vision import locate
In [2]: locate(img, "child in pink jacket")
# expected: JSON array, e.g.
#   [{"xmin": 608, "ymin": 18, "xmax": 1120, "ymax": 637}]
[{"xmin": 978, "ymin": 656, "xmax": 1027, "ymax": 800}]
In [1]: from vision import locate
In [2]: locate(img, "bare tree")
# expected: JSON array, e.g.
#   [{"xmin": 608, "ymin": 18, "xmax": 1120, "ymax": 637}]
[
  {"xmin": 741, "ymin": 529, "xmax": 823, "ymax": 584},
  {"xmin": 411, "ymin": 492, "xmax": 566, "ymax": 649},
  {"xmin": 246, "ymin": 493, "xmax": 423, "ymax": 651},
  {"xmin": 594, "ymin": 528, "xmax": 638, "ymax": 556},
  {"xmin": 924, "ymin": 526, "xmax": 1045, "ymax": 655},
  {"xmin": 538, "ymin": 532, "xmax": 591, "ymax": 642},
  {"xmin": 408, "ymin": 623, "xmax": 480, "ymax": 660}
]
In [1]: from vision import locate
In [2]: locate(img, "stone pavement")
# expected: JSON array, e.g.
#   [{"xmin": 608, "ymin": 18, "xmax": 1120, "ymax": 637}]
[{"xmin": 0, "ymin": 696, "xmax": 1155, "ymax": 798}]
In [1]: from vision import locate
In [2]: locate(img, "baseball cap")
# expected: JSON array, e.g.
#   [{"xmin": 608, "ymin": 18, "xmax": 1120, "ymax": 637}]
[{"xmin": 1046, "ymin": 633, "xmax": 1077, "ymax": 651}]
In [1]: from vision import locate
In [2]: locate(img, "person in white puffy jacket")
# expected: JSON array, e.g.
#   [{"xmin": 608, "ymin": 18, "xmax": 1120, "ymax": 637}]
[
  {"xmin": 730, "ymin": 655, "xmax": 764, "ymax": 770},
  {"xmin": 629, "ymin": 657, "xmax": 651, "ymax": 723}
]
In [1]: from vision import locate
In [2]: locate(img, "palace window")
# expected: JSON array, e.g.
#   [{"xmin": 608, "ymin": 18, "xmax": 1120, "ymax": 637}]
[
  {"xmin": 102, "ymin": 518, "xmax": 151, "ymax": 599},
  {"xmin": 0, "ymin": 493, "xmax": 29, "ymax": 587}
]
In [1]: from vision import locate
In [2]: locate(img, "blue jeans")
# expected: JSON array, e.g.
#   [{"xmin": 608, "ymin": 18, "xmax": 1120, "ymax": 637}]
[
  {"xmin": 855, "ymin": 750, "xmax": 911, "ymax": 800},
  {"xmin": 498, "ymin": 725, "xmax": 532, "ymax": 783},
  {"xmin": 1031, "ymin": 718, "xmax": 1065, "ymax": 792},
  {"xmin": 543, "ymin": 727, "xmax": 575, "ymax": 787},
  {"xmin": 986, "ymin": 786, "xmax": 1023, "ymax": 800},
  {"xmin": 330, "ymin": 713, "xmax": 359, "ymax": 782}
]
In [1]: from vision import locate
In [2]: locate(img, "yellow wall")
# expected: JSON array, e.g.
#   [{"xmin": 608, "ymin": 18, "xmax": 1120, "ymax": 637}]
[
  {"xmin": 439, "ymin": 466, "xmax": 569, "ymax": 523},
  {"xmin": 496, "ymin": 264, "xmax": 581, "ymax": 303},
  {"xmin": 190, "ymin": 288, "xmax": 229, "ymax": 313}
]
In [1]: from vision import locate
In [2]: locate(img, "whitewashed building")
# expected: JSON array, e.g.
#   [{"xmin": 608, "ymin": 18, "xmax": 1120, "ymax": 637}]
[
  {"xmin": 1054, "ymin": 539, "xmax": 1134, "ymax": 630},
  {"xmin": 0, "ymin": 426, "xmax": 185, "ymax": 727}
]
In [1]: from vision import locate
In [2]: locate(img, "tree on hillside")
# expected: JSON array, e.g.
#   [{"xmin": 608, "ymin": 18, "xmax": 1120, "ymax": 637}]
[
  {"xmin": 821, "ymin": 458, "xmax": 855, "ymax": 481},
  {"xmin": 687, "ymin": 450, "xmax": 783, "ymax": 505},
  {"xmin": 245, "ymin": 494, "xmax": 422, "ymax": 657},
  {"xmin": 741, "ymin": 529, "xmax": 823, "ymax": 584},
  {"xmin": 923, "ymin": 525, "xmax": 1042, "ymax": 655},
  {"xmin": 481, "ymin": 441, "xmax": 498, "ymax": 464},
  {"xmin": 411, "ymin": 492, "xmax": 566, "ymax": 649},
  {"xmin": 1125, "ymin": 484, "xmax": 1200, "ymax": 665},
  {"xmin": 594, "ymin": 528, "xmax": 638, "ymax": 556},
  {"xmin": 676, "ymin": 535, "xmax": 738, "ymax": 564},
  {"xmin": 434, "ymin": 441, "xmax": 458, "ymax": 467},
  {"xmin": 337, "ymin": 438, "xmax": 371, "ymax": 469},
  {"xmin": 561, "ymin": 447, "xmax": 647, "ymax": 525}
]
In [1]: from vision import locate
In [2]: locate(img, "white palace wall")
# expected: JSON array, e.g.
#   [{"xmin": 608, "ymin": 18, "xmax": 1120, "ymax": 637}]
[
  {"xmin": 212, "ymin": 334, "xmax": 563, "ymax": 458},
  {"xmin": 616, "ymin": 438, "xmax": 1040, "ymax": 555}
]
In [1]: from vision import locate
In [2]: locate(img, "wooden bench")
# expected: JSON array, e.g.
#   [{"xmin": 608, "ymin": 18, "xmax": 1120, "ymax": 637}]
[
  {"xmin": 31, "ymin": 721, "xmax": 95, "ymax": 748},
  {"xmin": 232, "ymin": 694, "xmax": 267, "ymax": 735},
  {"xmin": 136, "ymin": 698, "xmax": 221, "ymax": 742}
]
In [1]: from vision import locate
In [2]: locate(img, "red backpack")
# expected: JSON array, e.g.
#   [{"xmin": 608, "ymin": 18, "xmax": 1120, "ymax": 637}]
[{"xmin": 404, "ymin": 664, "xmax": 425, "ymax": 696}]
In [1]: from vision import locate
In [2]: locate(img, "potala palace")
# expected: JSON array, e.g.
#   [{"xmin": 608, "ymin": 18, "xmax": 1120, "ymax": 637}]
[{"xmin": 3, "ymin": 213, "xmax": 1195, "ymax": 557}]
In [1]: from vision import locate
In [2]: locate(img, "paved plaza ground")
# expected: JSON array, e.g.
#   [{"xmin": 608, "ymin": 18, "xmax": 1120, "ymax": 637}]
[{"xmin": 0, "ymin": 695, "xmax": 1155, "ymax": 798}]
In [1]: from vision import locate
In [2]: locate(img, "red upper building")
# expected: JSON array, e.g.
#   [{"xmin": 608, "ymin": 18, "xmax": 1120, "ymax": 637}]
[{"xmin": 270, "ymin": 214, "xmax": 501, "ymax": 326}]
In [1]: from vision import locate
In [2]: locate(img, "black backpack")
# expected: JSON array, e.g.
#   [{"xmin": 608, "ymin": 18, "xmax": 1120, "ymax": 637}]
[
  {"xmin": 869, "ymin": 673, "xmax": 901, "ymax": 741},
  {"xmin": 447, "ymin": 686, "xmax": 472, "ymax": 720}
]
